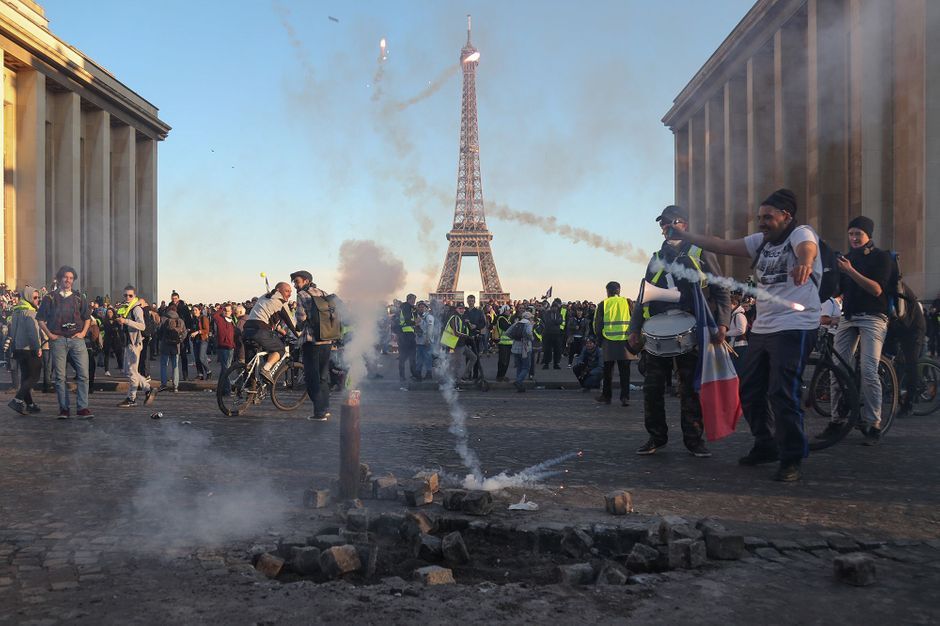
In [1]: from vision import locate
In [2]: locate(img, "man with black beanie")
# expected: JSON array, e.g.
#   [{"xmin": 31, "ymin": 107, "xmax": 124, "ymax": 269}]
[
  {"xmin": 820, "ymin": 216, "xmax": 892, "ymax": 445},
  {"xmin": 667, "ymin": 189, "xmax": 821, "ymax": 482}
]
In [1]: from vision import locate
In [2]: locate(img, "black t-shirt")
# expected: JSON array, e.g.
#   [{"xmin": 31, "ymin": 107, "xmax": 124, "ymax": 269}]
[{"xmin": 840, "ymin": 245, "xmax": 892, "ymax": 318}]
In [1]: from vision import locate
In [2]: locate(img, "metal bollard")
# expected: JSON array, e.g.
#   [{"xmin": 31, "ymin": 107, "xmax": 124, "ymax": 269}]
[{"xmin": 339, "ymin": 390, "xmax": 361, "ymax": 499}]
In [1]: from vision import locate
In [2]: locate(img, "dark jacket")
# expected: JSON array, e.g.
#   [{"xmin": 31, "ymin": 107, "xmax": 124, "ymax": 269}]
[
  {"xmin": 565, "ymin": 315, "xmax": 589, "ymax": 340},
  {"xmin": 542, "ymin": 309, "xmax": 564, "ymax": 335},
  {"xmin": 839, "ymin": 244, "xmax": 892, "ymax": 318},
  {"xmin": 158, "ymin": 311, "xmax": 186, "ymax": 356}
]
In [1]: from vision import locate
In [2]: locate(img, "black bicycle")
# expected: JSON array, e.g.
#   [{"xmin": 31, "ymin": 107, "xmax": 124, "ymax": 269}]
[
  {"xmin": 889, "ymin": 350, "xmax": 940, "ymax": 416},
  {"xmin": 802, "ymin": 329, "xmax": 863, "ymax": 450},
  {"xmin": 217, "ymin": 336, "xmax": 307, "ymax": 416}
]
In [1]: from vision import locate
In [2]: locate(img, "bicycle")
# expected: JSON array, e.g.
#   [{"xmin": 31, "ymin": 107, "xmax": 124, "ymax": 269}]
[
  {"xmin": 802, "ymin": 329, "xmax": 862, "ymax": 450},
  {"xmin": 216, "ymin": 336, "xmax": 307, "ymax": 416},
  {"xmin": 889, "ymin": 350, "xmax": 940, "ymax": 416}
]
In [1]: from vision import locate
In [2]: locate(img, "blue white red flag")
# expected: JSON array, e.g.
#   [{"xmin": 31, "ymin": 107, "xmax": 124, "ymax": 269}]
[{"xmin": 691, "ymin": 284, "xmax": 742, "ymax": 441}]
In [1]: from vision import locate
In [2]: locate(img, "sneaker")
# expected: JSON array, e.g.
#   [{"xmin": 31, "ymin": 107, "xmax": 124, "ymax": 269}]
[
  {"xmin": 738, "ymin": 446, "xmax": 779, "ymax": 466},
  {"xmin": 27, "ymin": 404, "xmax": 40, "ymax": 414},
  {"xmin": 620, "ymin": 399, "xmax": 630, "ymax": 407},
  {"xmin": 861, "ymin": 425, "xmax": 881, "ymax": 446},
  {"xmin": 7, "ymin": 398, "xmax": 27, "ymax": 415},
  {"xmin": 57, "ymin": 409, "xmax": 70, "ymax": 420},
  {"xmin": 76, "ymin": 409, "xmax": 94, "ymax": 419},
  {"xmin": 553, "ymin": 365, "xmax": 561, "ymax": 370},
  {"xmin": 158, "ymin": 385, "xmax": 169, "ymax": 393},
  {"xmin": 117, "ymin": 399, "xmax": 137, "ymax": 408},
  {"xmin": 306, "ymin": 413, "xmax": 329, "ymax": 422},
  {"xmin": 636, "ymin": 438, "xmax": 667, "ymax": 455},
  {"xmin": 815, "ymin": 422, "xmax": 845, "ymax": 440},
  {"xmin": 144, "ymin": 388, "xmax": 157, "ymax": 406},
  {"xmin": 687, "ymin": 441, "xmax": 712, "ymax": 458},
  {"xmin": 172, "ymin": 387, "xmax": 179, "ymax": 393},
  {"xmin": 595, "ymin": 395, "xmax": 611, "ymax": 405},
  {"xmin": 399, "ymin": 386, "xmax": 409, "ymax": 392},
  {"xmin": 773, "ymin": 461, "xmax": 802, "ymax": 482},
  {"xmin": 104, "ymin": 371, "xmax": 111, "ymax": 376},
  {"xmin": 514, "ymin": 382, "xmax": 526, "ymax": 393}
]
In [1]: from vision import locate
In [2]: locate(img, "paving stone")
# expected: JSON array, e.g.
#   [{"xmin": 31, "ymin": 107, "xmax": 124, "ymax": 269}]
[
  {"xmin": 695, "ymin": 518, "xmax": 726, "ymax": 537},
  {"xmin": 705, "ymin": 531, "xmax": 745, "ymax": 560},
  {"xmin": 412, "ymin": 534, "xmax": 442, "ymax": 562},
  {"xmin": 561, "ymin": 528, "xmax": 594, "ymax": 558},
  {"xmin": 441, "ymin": 489, "xmax": 467, "ymax": 511},
  {"xmin": 591, "ymin": 524, "xmax": 622, "ymax": 555},
  {"xmin": 558, "ymin": 562, "xmax": 595, "ymax": 585},
  {"xmin": 401, "ymin": 512, "xmax": 435, "ymax": 540},
  {"xmin": 626, "ymin": 543, "xmax": 661, "ymax": 573},
  {"xmin": 834, "ymin": 553, "xmax": 877, "ymax": 586},
  {"xmin": 370, "ymin": 513, "xmax": 406, "ymax": 538},
  {"xmin": 770, "ymin": 539, "xmax": 802, "ymax": 552},
  {"xmin": 617, "ymin": 521, "xmax": 650, "ymax": 547},
  {"xmin": 254, "ymin": 553, "xmax": 284, "ymax": 579},
  {"xmin": 744, "ymin": 536, "xmax": 768, "ymax": 550},
  {"xmin": 319, "ymin": 545, "xmax": 361, "ymax": 579},
  {"xmin": 372, "ymin": 476, "xmax": 399, "ymax": 500},
  {"xmin": 604, "ymin": 490, "xmax": 634, "ymax": 515},
  {"xmin": 441, "ymin": 532, "xmax": 469, "ymax": 565},
  {"xmin": 537, "ymin": 523, "xmax": 567, "ymax": 552},
  {"xmin": 290, "ymin": 547, "xmax": 321, "ymax": 576},
  {"xmin": 597, "ymin": 562, "xmax": 629, "ymax": 585},
  {"xmin": 346, "ymin": 509, "xmax": 370, "ymax": 532},
  {"xmin": 797, "ymin": 538, "xmax": 829, "ymax": 551},
  {"xmin": 754, "ymin": 547, "xmax": 784, "ymax": 562},
  {"xmin": 413, "ymin": 565, "xmax": 455, "ymax": 586},
  {"xmin": 355, "ymin": 544, "xmax": 379, "ymax": 579},
  {"xmin": 340, "ymin": 529, "xmax": 371, "ymax": 545},
  {"xmin": 302, "ymin": 489, "xmax": 331, "ymax": 509},
  {"xmin": 827, "ymin": 536, "xmax": 861, "ymax": 553},
  {"xmin": 413, "ymin": 470, "xmax": 440, "ymax": 494},
  {"xmin": 311, "ymin": 535, "xmax": 346, "ymax": 550},
  {"xmin": 627, "ymin": 573, "xmax": 662, "ymax": 585},
  {"xmin": 401, "ymin": 480, "xmax": 434, "ymax": 507},
  {"xmin": 460, "ymin": 491, "xmax": 494, "ymax": 516}
]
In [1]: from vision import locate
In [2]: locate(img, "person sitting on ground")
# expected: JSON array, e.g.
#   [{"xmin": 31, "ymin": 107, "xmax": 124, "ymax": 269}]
[{"xmin": 572, "ymin": 336, "xmax": 603, "ymax": 391}]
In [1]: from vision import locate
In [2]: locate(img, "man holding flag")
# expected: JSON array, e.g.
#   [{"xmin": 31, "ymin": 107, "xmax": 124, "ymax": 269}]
[{"xmin": 628, "ymin": 205, "xmax": 732, "ymax": 458}]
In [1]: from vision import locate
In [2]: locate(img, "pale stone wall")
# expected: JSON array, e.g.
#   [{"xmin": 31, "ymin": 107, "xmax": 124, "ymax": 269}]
[
  {"xmin": 0, "ymin": 1, "xmax": 169, "ymax": 301},
  {"xmin": 663, "ymin": 0, "xmax": 940, "ymax": 301}
]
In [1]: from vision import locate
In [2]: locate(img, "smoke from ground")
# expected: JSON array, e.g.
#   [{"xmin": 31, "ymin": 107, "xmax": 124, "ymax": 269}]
[
  {"xmin": 488, "ymin": 201, "xmax": 650, "ymax": 264},
  {"xmin": 336, "ymin": 240, "xmax": 407, "ymax": 387}
]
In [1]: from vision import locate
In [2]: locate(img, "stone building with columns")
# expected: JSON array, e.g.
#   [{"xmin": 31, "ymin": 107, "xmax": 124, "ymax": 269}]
[
  {"xmin": 0, "ymin": 0, "xmax": 169, "ymax": 300},
  {"xmin": 662, "ymin": 0, "xmax": 940, "ymax": 300}
]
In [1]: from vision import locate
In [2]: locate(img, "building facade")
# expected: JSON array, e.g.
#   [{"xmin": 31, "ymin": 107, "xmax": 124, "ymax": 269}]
[
  {"xmin": 662, "ymin": 0, "xmax": 939, "ymax": 299},
  {"xmin": 0, "ymin": 0, "xmax": 169, "ymax": 300}
]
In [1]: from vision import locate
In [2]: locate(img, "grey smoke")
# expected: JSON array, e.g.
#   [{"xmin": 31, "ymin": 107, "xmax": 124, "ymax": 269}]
[{"xmin": 388, "ymin": 63, "xmax": 460, "ymax": 112}]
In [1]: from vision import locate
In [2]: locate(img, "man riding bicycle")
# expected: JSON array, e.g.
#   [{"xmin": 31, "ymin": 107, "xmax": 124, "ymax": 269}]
[{"xmin": 242, "ymin": 282, "xmax": 298, "ymax": 383}]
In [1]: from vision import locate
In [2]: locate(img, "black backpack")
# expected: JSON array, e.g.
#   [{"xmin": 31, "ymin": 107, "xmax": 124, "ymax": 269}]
[
  {"xmin": 163, "ymin": 318, "xmax": 185, "ymax": 344},
  {"xmin": 506, "ymin": 321, "xmax": 526, "ymax": 341},
  {"xmin": 142, "ymin": 309, "xmax": 158, "ymax": 339},
  {"xmin": 885, "ymin": 251, "xmax": 905, "ymax": 320}
]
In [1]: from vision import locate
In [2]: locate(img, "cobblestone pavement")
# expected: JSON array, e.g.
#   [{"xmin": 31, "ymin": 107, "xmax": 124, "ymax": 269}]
[{"xmin": 1, "ymin": 352, "xmax": 938, "ymax": 623}]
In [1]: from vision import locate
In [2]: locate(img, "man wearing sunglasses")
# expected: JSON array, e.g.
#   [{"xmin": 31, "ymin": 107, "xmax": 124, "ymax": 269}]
[{"xmin": 115, "ymin": 285, "xmax": 157, "ymax": 408}]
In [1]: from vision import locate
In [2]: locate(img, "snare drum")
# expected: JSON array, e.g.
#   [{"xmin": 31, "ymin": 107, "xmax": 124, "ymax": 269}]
[{"xmin": 642, "ymin": 310, "xmax": 697, "ymax": 357}]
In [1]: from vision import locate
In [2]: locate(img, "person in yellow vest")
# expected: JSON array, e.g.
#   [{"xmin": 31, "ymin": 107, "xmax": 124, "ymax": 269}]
[
  {"xmin": 593, "ymin": 282, "xmax": 633, "ymax": 407},
  {"xmin": 627, "ymin": 205, "xmax": 731, "ymax": 458},
  {"xmin": 494, "ymin": 304, "xmax": 514, "ymax": 381},
  {"xmin": 397, "ymin": 293, "xmax": 419, "ymax": 387},
  {"xmin": 115, "ymin": 285, "xmax": 157, "ymax": 408},
  {"xmin": 440, "ymin": 302, "xmax": 471, "ymax": 386}
]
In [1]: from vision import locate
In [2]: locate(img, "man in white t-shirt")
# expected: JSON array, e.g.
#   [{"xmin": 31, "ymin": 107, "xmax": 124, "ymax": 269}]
[
  {"xmin": 669, "ymin": 188, "xmax": 820, "ymax": 482},
  {"xmin": 820, "ymin": 296, "xmax": 842, "ymax": 335}
]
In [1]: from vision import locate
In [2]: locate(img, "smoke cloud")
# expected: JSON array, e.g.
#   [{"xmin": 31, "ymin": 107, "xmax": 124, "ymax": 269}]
[
  {"xmin": 488, "ymin": 201, "xmax": 650, "ymax": 264},
  {"xmin": 336, "ymin": 239, "xmax": 407, "ymax": 387},
  {"xmin": 388, "ymin": 63, "xmax": 460, "ymax": 112}
]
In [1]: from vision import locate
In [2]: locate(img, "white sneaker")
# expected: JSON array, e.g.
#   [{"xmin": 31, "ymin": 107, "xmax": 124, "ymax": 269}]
[{"xmin": 105, "ymin": 371, "xmax": 111, "ymax": 376}]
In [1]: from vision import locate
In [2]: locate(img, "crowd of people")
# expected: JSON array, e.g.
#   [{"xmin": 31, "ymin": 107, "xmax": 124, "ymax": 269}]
[{"xmin": 3, "ymin": 189, "xmax": 940, "ymax": 483}]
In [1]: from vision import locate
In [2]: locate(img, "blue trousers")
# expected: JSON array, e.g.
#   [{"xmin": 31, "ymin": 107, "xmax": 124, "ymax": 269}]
[
  {"xmin": 50, "ymin": 337, "xmax": 89, "ymax": 411},
  {"xmin": 160, "ymin": 354, "xmax": 180, "ymax": 389}
]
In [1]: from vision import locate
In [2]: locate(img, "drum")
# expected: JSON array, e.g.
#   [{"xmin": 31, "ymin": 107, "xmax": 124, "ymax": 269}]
[{"xmin": 642, "ymin": 310, "xmax": 697, "ymax": 357}]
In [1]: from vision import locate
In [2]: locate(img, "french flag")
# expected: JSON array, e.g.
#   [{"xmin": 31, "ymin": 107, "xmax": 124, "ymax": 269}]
[{"xmin": 692, "ymin": 285, "xmax": 742, "ymax": 441}]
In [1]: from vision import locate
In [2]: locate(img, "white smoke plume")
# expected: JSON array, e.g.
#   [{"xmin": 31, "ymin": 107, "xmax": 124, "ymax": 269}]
[
  {"xmin": 650, "ymin": 258, "xmax": 807, "ymax": 311},
  {"xmin": 336, "ymin": 240, "xmax": 407, "ymax": 388},
  {"xmin": 487, "ymin": 201, "xmax": 650, "ymax": 264}
]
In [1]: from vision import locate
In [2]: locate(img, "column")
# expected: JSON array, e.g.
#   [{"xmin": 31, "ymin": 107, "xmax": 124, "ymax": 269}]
[
  {"xmin": 705, "ymin": 95, "xmax": 725, "ymax": 247},
  {"xmin": 724, "ymin": 74, "xmax": 748, "ymax": 279},
  {"xmin": 923, "ymin": 0, "xmax": 940, "ymax": 297},
  {"xmin": 674, "ymin": 125, "xmax": 690, "ymax": 209},
  {"xmin": 774, "ymin": 9, "xmax": 808, "ymax": 211},
  {"xmin": 688, "ymin": 110, "xmax": 706, "ymax": 228},
  {"xmin": 49, "ymin": 91, "xmax": 81, "ymax": 275},
  {"xmin": 14, "ymin": 69, "xmax": 44, "ymax": 287},
  {"xmin": 807, "ymin": 0, "xmax": 849, "ymax": 244},
  {"xmin": 0, "ymin": 51, "xmax": 6, "ymax": 283},
  {"xmin": 747, "ymin": 46, "xmax": 774, "ymax": 235},
  {"xmin": 83, "ymin": 109, "xmax": 110, "ymax": 298},
  {"xmin": 135, "ymin": 136, "xmax": 157, "ymax": 301},
  {"xmin": 110, "ymin": 124, "xmax": 135, "ymax": 298}
]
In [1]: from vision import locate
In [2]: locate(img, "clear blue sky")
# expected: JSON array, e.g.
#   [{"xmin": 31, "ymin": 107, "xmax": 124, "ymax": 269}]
[{"xmin": 44, "ymin": 0, "xmax": 752, "ymax": 303}]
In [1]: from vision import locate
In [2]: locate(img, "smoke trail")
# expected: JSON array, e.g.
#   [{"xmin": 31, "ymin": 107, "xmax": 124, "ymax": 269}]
[
  {"xmin": 488, "ymin": 201, "xmax": 650, "ymax": 264},
  {"xmin": 336, "ymin": 240, "xmax": 407, "ymax": 387},
  {"xmin": 649, "ymin": 258, "xmax": 807, "ymax": 311},
  {"xmin": 272, "ymin": 0, "xmax": 316, "ymax": 80},
  {"xmin": 434, "ymin": 353, "xmax": 485, "ymax": 485},
  {"xmin": 389, "ymin": 63, "xmax": 460, "ymax": 112},
  {"xmin": 371, "ymin": 38, "xmax": 387, "ymax": 102}
]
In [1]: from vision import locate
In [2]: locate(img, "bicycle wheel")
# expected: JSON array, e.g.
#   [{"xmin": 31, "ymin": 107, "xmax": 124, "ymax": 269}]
[
  {"xmin": 877, "ymin": 357, "xmax": 899, "ymax": 434},
  {"xmin": 808, "ymin": 364, "xmax": 832, "ymax": 418},
  {"xmin": 217, "ymin": 362, "xmax": 252, "ymax": 416},
  {"xmin": 271, "ymin": 362, "xmax": 308, "ymax": 411},
  {"xmin": 807, "ymin": 363, "xmax": 860, "ymax": 451},
  {"xmin": 912, "ymin": 359, "xmax": 940, "ymax": 416}
]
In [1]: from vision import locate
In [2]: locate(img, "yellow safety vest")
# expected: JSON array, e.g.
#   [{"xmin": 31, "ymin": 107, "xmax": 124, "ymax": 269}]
[
  {"xmin": 602, "ymin": 296, "xmax": 631, "ymax": 341},
  {"xmin": 497, "ymin": 315, "xmax": 513, "ymax": 345},
  {"xmin": 399, "ymin": 308, "xmax": 414, "ymax": 333},
  {"xmin": 560, "ymin": 307, "xmax": 567, "ymax": 331},
  {"xmin": 440, "ymin": 315, "xmax": 465, "ymax": 349},
  {"xmin": 643, "ymin": 245, "xmax": 705, "ymax": 319},
  {"xmin": 116, "ymin": 297, "xmax": 140, "ymax": 318}
]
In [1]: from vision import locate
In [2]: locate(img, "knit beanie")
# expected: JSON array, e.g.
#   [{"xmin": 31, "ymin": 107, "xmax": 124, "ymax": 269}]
[
  {"xmin": 761, "ymin": 189, "xmax": 798, "ymax": 216},
  {"xmin": 847, "ymin": 216, "xmax": 874, "ymax": 238}
]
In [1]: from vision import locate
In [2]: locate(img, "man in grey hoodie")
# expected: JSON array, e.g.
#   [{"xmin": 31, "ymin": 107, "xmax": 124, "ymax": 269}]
[
  {"xmin": 115, "ymin": 285, "xmax": 157, "ymax": 408},
  {"xmin": 8, "ymin": 286, "xmax": 44, "ymax": 414}
]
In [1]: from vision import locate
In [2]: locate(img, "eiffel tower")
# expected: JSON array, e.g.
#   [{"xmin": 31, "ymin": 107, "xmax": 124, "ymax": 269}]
[{"xmin": 430, "ymin": 15, "xmax": 509, "ymax": 304}]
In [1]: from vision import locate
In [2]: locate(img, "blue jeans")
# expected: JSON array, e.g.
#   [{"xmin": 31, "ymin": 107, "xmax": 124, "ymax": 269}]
[
  {"xmin": 831, "ymin": 314, "xmax": 889, "ymax": 428},
  {"xmin": 50, "ymin": 336, "xmax": 89, "ymax": 411},
  {"xmin": 216, "ymin": 348, "xmax": 233, "ymax": 394},
  {"xmin": 301, "ymin": 343, "xmax": 331, "ymax": 415},
  {"xmin": 160, "ymin": 354, "xmax": 180, "ymax": 389},
  {"xmin": 513, "ymin": 353, "xmax": 528, "ymax": 385},
  {"xmin": 416, "ymin": 344, "xmax": 433, "ymax": 379},
  {"xmin": 194, "ymin": 338, "xmax": 209, "ymax": 376}
]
